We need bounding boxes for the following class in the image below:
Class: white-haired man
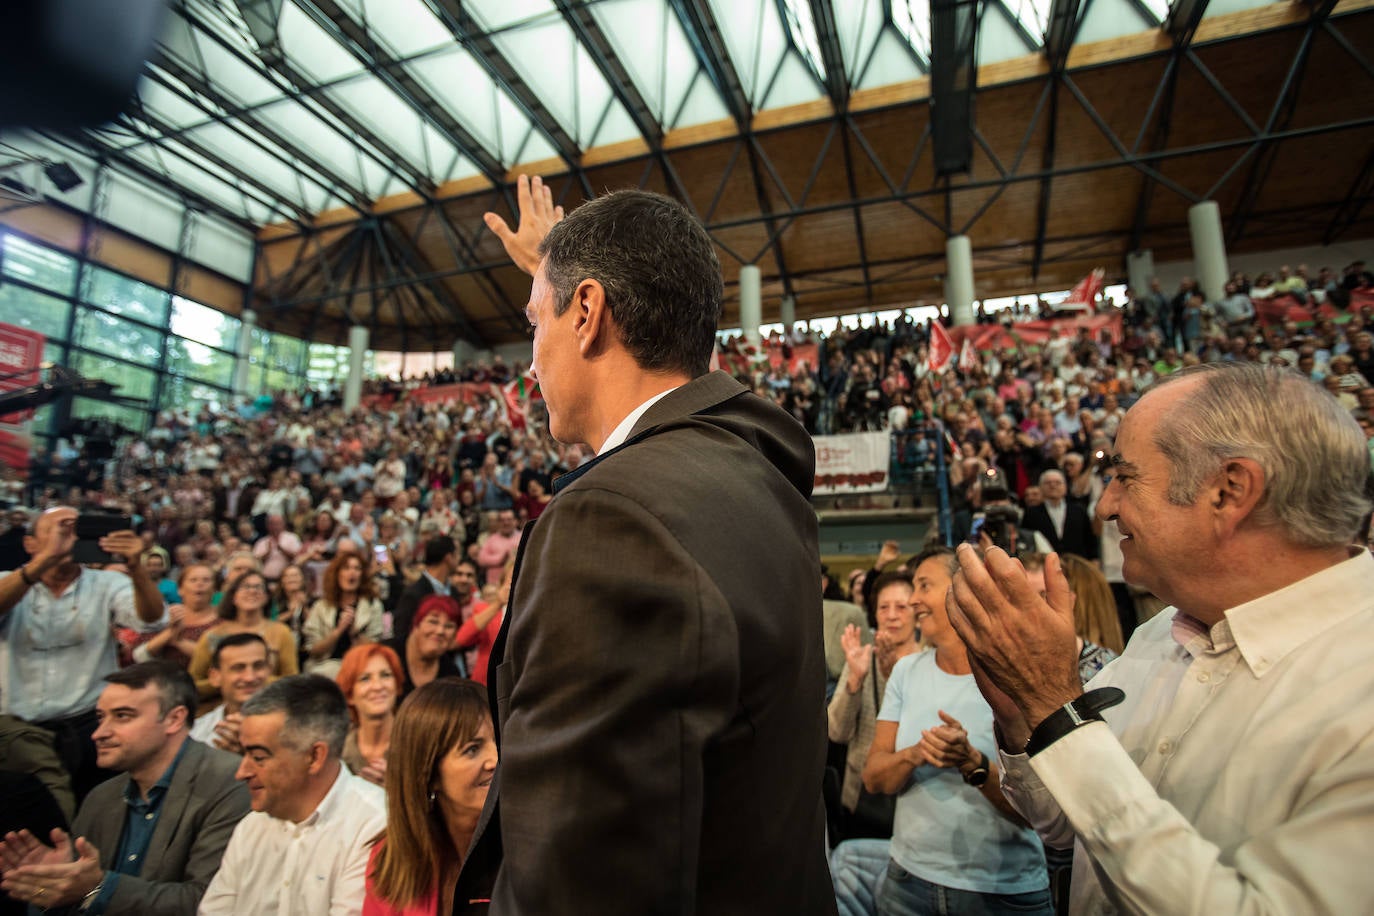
[951,363,1374,913]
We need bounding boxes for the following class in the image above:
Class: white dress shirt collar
[1225,548,1372,678]
[597,387,680,455]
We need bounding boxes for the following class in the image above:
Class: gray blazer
[69,738,249,916]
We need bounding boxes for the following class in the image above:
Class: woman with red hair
[337,643,404,787]
[385,594,462,698]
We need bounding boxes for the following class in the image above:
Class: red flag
[502,378,528,429]
[958,337,979,373]
[928,321,954,373]
[1061,268,1105,313]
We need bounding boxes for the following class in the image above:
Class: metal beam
[376,218,496,344]
[297,0,507,186]
[1323,144,1374,244]
[116,100,316,226]
[807,0,849,110]
[666,0,752,127]
[425,0,593,198]
[165,1,401,207]
[39,130,261,233]
[551,0,698,209]
[268,113,1374,304]
[1030,0,1082,278]
[1226,0,1339,244]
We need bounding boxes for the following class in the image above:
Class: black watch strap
[962,751,990,787]
[1024,687,1125,757]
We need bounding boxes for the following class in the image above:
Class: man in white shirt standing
[948,362,1374,913]
[198,675,385,916]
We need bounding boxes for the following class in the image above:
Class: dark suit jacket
[455,372,836,915]
[391,573,440,646]
[68,738,249,916]
[1021,501,1099,560]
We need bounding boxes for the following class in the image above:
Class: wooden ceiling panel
[1045,166,1145,238]
[753,122,854,209]
[858,200,948,263]
[775,211,864,273]
[1065,58,1174,163]
[1250,129,1374,215]
[963,178,1041,250]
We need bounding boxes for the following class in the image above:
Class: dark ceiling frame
[53,0,1374,346]
[1225,0,1341,244]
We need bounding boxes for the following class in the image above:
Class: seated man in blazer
[0,661,249,915]
[1020,468,1099,561]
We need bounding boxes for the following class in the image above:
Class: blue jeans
[831,839,890,916]
[877,859,1052,916]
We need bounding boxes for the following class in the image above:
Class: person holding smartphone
[0,506,166,803]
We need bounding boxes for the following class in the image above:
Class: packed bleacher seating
[1,252,1373,916]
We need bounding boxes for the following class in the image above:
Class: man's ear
[208,667,223,691]
[1212,457,1265,536]
[307,740,331,776]
[573,279,610,356]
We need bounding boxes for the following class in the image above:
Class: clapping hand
[946,544,1081,749]
[840,623,872,693]
[916,710,975,770]
[359,757,387,787]
[0,828,103,907]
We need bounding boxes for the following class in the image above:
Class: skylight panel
[278,1,363,82]
[1137,0,1172,22]
[779,0,829,84]
[891,0,932,63]
[1004,0,1055,42]
[350,0,452,59]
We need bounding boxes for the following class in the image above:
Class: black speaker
[930,0,979,177]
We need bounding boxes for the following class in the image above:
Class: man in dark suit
[0,662,249,915]
[1020,468,1099,560]
[456,178,835,914]
[392,534,458,645]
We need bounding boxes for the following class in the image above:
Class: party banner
[0,323,46,472]
[813,430,890,495]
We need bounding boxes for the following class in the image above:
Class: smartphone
[373,543,390,565]
[73,512,132,565]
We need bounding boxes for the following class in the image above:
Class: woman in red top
[363,679,497,916]
[453,561,509,685]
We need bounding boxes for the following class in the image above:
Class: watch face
[966,768,990,787]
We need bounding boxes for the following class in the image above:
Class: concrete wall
[1149,237,1374,293]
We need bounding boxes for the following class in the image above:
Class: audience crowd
[0,252,1372,915]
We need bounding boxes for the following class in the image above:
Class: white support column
[234,309,256,395]
[1188,201,1229,303]
[779,294,796,332]
[344,325,369,411]
[1126,250,1154,298]
[738,264,762,348]
[452,338,476,371]
[946,235,975,327]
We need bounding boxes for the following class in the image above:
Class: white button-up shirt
[198,765,386,916]
[999,550,1374,914]
[1,568,162,720]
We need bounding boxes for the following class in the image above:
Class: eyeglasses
[237,582,267,592]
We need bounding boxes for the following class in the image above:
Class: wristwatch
[1024,687,1126,757]
[961,750,990,787]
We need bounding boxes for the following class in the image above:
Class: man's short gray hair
[1149,363,1371,548]
[240,674,349,759]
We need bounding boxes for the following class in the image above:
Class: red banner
[0,323,46,471]
[928,321,955,372]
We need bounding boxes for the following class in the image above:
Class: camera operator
[0,507,166,803]
[952,471,1052,558]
